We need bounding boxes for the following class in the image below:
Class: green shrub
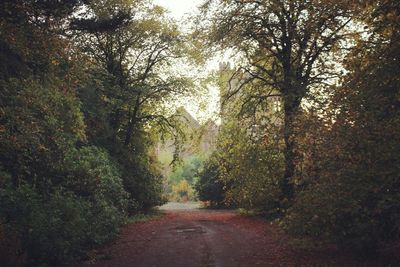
[0,78,86,193]
[284,49,400,251]
[64,146,130,212]
[0,183,126,266]
[284,168,400,252]
[114,140,165,212]
[195,155,225,207]
[205,118,284,211]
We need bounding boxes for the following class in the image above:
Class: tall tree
[76,1,190,147]
[284,0,400,251]
[200,0,353,202]
[72,0,194,210]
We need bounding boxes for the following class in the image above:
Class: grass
[237,208,283,224]
[125,209,163,225]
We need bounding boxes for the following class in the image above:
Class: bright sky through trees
[153,0,203,20]
[154,0,220,123]
[2,1,399,265]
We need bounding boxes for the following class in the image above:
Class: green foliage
[195,69,285,211]
[2,0,399,264]
[75,1,192,212]
[113,130,166,212]
[216,118,284,210]
[77,67,117,147]
[0,78,86,192]
[64,146,130,211]
[199,0,353,201]
[0,115,129,265]
[195,155,225,207]
[0,91,129,264]
[0,0,193,265]
[0,184,124,266]
[125,209,162,225]
[194,1,400,257]
[284,104,400,251]
[283,1,400,252]
[169,155,205,185]
[167,155,205,201]
[122,161,165,212]
[171,179,195,202]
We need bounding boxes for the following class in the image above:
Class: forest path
[79,202,369,267]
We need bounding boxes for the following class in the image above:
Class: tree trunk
[111,108,121,143]
[281,93,300,203]
[124,94,141,146]
[124,118,136,146]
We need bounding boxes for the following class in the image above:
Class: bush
[283,40,400,251]
[64,146,130,212]
[114,136,165,212]
[0,182,126,266]
[206,118,283,211]
[283,116,400,251]
[195,156,225,207]
[0,78,86,193]
[122,165,164,212]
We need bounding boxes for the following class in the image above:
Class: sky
[153,0,203,20]
[153,0,222,123]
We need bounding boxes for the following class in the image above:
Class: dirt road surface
[79,202,380,267]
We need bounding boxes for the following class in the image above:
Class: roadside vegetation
[0,0,196,265]
[0,0,399,265]
[195,0,400,258]
[125,209,163,225]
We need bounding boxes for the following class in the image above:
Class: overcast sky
[153,0,203,20]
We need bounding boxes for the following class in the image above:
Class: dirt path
[79,203,378,267]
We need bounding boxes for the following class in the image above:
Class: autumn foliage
[0,0,399,265]
[196,0,400,256]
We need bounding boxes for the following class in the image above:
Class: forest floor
[78,202,396,267]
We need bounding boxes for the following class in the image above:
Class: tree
[195,65,284,210]
[70,0,198,211]
[284,0,400,253]
[172,179,193,201]
[195,155,225,207]
[200,0,353,202]
[0,0,166,263]
[76,1,190,147]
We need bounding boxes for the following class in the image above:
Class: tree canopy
[198,0,354,201]
[1,0,400,264]
[195,0,400,257]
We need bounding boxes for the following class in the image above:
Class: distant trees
[168,155,205,202]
